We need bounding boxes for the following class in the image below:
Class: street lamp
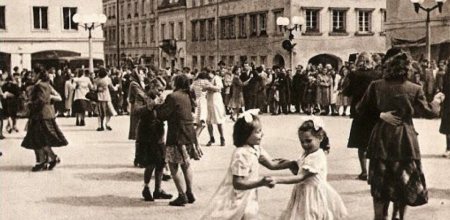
[73,13,107,73]
[410,0,447,63]
[276,16,305,70]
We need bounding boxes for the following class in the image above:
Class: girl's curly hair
[382,49,410,82]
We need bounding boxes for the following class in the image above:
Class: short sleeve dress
[279,149,347,220]
[206,75,226,125]
[200,145,266,220]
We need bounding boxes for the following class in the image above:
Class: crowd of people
[0,46,449,219]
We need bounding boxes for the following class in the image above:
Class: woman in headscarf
[157,74,202,206]
[21,67,68,171]
[128,66,148,167]
[357,48,444,220]
[343,52,383,181]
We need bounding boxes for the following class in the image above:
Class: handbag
[85,91,98,101]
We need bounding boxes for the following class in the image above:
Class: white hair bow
[300,116,325,131]
[239,109,260,123]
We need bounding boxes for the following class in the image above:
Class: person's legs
[358,149,368,180]
[142,165,156,201]
[397,202,407,220]
[97,116,104,131]
[168,162,188,206]
[373,199,389,220]
[218,124,225,146]
[195,121,206,137]
[206,124,215,146]
[181,163,195,203]
[105,116,111,130]
[134,143,140,167]
[80,113,86,126]
[446,134,450,151]
[0,112,4,138]
[11,117,18,132]
[32,148,48,171]
[153,164,173,199]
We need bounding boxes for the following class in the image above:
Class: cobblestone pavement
[1,115,449,220]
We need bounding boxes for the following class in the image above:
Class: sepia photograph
[0,0,449,219]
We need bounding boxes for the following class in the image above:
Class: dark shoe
[206,137,215,147]
[48,156,61,170]
[331,112,339,116]
[162,174,172,181]
[76,120,80,126]
[220,137,225,147]
[142,186,154,201]
[97,127,104,131]
[7,128,12,134]
[105,126,112,131]
[169,194,188,206]
[0,135,5,140]
[153,189,173,200]
[80,120,85,126]
[31,162,48,172]
[186,192,196,204]
[12,127,19,133]
[357,173,368,181]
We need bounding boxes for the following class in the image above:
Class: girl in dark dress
[441,61,450,157]
[357,49,444,220]
[22,67,68,172]
[1,74,21,133]
[137,77,173,201]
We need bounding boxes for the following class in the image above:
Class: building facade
[0,0,104,72]
[385,0,450,62]
[186,0,387,70]
[103,0,159,68]
[103,0,386,70]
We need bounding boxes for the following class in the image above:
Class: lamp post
[276,16,305,70]
[72,13,107,73]
[410,0,447,63]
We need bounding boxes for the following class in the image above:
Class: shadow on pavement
[0,165,31,172]
[340,189,371,196]
[63,164,136,170]
[327,173,357,181]
[44,195,166,207]
[429,188,450,200]
[74,171,143,181]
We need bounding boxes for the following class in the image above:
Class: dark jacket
[157,90,197,146]
[135,94,165,143]
[357,79,440,160]
[29,82,57,120]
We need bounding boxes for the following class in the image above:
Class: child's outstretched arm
[258,148,298,171]
[233,175,274,190]
[273,169,316,185]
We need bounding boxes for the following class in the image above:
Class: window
[150,0,154,11]
[273,10,283,33]
[63,7,78,30]
[142,0,146,15]
[331,10,346,33]
[33,7,48,29]
[127,2,131,18]
[142,24,147,43]
[191,21,198,41]
[111,27,116,42]
[251,56,257,64]
[259,13,267,35]
[260,56,267,66]
[238,15,246,37]
[200,0,204,6]
[135,26,139,44]
[134,1,139,17]
[201,56,206,69]
[228,17,235,38]
[200,20,206,41]
[179,22,184,40]
[358,10,372,33]
[381,9,386,34]
[161,23,165,40]
[150,24,154,42]
[250,14,257,36]
[127,26,132,44]
[228,56,234,65]
[220,18,227,39]
[209,56,215,67]
[121,26,125,44]
[180,58,185,68]
[112,5,115,18]
[104,29,108,43]
[170,22,175,39]
[192,56,198,68]
[305,9,320,33]
[193,0,196,7]
[120,4,124,19]
[208,19,214,40]
[221,56,226,63]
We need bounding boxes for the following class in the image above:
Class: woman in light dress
[206,69,226,146]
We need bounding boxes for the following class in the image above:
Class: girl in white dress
[274,117,347,220]
[200,110,297,220]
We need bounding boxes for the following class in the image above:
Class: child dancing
[274,117,347,220]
